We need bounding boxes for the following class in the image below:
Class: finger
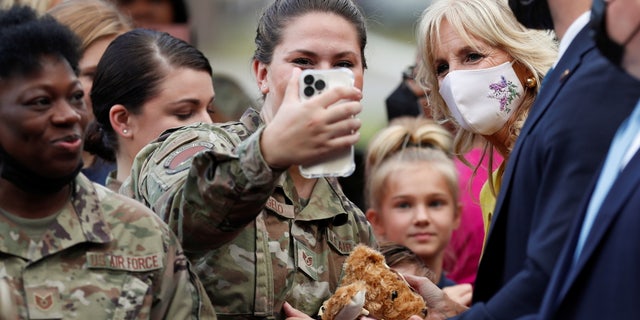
[325,117,362,141]
[282,68,303,105]
[323,100,363,124]
[404,274,429,289]
[403,274,440,298]
[324,130,361,151]
[309,85,362,109]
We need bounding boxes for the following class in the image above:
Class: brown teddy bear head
[320,245,428,320]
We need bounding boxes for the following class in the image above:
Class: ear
[109,104,132,138]
[252,59,269,95]
[365,208,386,238]
[452,202,463,230]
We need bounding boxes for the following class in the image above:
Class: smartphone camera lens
[314,79,326,91]
[303,74,315,85]
[304,86,315,97]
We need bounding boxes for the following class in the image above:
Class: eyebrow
[436,45,476,59]
[167,97,210,106]
[289,49,358,59]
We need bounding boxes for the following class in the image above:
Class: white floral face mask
[438,61,524,135]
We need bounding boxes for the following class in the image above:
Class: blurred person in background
[385,61,427,121]
[0,0,60,12]
[208,73,256,123]
[111,0,191,42]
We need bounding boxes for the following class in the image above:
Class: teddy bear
[318,244,428,320]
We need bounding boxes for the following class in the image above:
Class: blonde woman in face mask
[415,0,557,241]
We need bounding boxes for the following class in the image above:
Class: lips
[409,232,436,242]
[51,134,83,153]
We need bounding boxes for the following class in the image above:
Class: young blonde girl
[365,117,472,306]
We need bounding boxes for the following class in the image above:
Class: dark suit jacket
[455,26,640,319]
[533,146,640,319]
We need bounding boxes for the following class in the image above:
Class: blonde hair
[48,0,131,53]
[415,0,556,194]
[365,117,458,211]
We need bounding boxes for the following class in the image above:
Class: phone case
[298,68,356,178]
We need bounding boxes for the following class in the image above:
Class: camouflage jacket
[121,109,377,319]
[0,174,216,319]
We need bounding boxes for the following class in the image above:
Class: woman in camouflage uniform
[84,27,214,191]
[0,6,214,319]
[89,0,376,318]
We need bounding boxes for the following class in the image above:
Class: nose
[196,107,213,124]
[414,205,431,225]
[316,62,333,70]
[51,100,83,126]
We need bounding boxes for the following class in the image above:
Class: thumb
[282,301,310,318]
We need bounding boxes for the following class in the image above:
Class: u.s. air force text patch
[86,252,164,272]
[163,141,214,175]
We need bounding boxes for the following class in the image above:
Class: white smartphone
[298,68,356,179]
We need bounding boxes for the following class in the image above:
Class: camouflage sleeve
[179,126,285,251]
[127,123,283,252]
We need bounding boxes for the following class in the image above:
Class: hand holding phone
[298,68,356,178]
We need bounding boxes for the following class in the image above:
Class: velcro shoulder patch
[162,141,214,175]
[153,130,200,164]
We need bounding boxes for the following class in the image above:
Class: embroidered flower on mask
[488,75,521,114]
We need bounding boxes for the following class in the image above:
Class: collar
[276,175,349,223]
[556,11,591,67]
[0,174,112,261]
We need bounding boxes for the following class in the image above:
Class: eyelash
[292,58,313,67]
[429,200,445,208]
[69,91,85,109]
[292,58,355,69]
[176,112,194,120]
[335,61,354,68]
[26,90,84,109]
[436,63,448,76]
[466,52,484,62]
[28,97,51,108]
[435,52,485,76]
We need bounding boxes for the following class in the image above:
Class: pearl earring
[123,129,129,134]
